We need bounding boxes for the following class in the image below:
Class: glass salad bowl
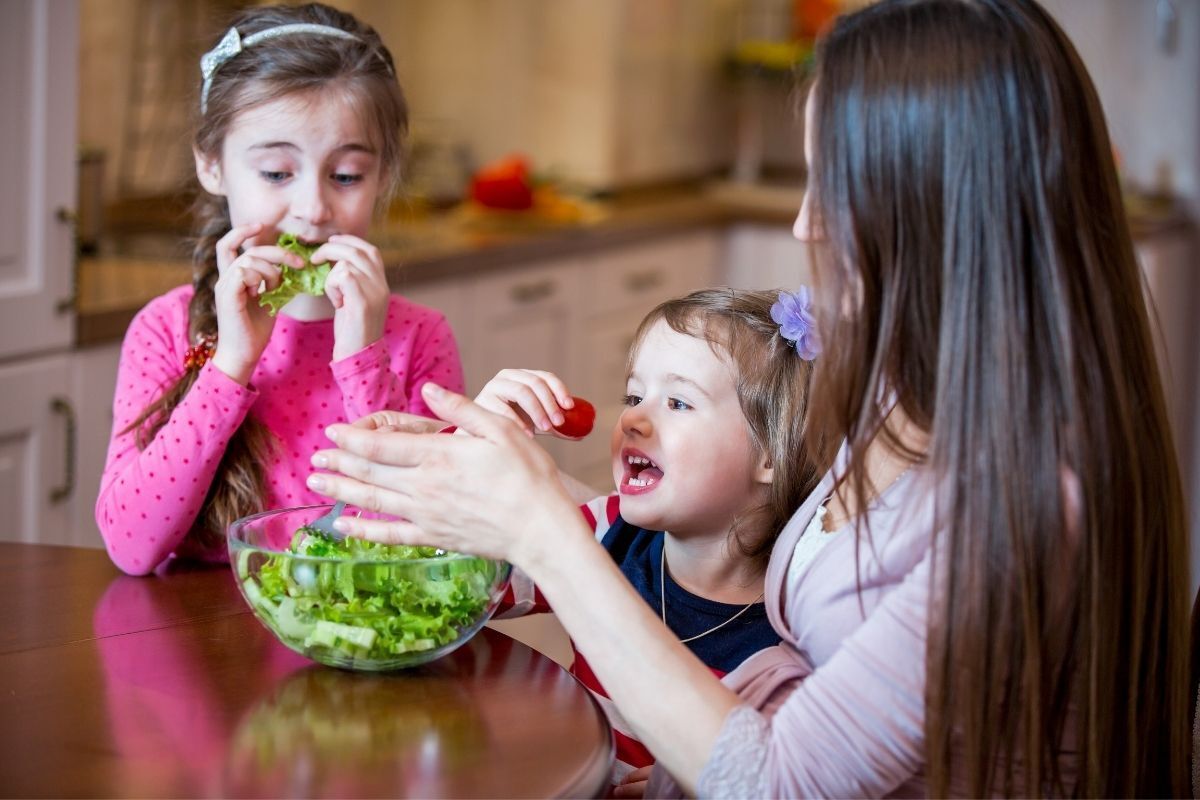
[228,505,511,671]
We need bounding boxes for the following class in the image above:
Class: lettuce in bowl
[229,505,511,671]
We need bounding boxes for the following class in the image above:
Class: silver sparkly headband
[200,24,368,114]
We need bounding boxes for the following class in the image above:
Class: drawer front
[473,258,580,320]
[586,233,719,319]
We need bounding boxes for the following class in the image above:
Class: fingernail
[325,425,340,443]
[307,474,326,491]
[333,518,350,532]
[422,382,444,399]
[312,453,329,468]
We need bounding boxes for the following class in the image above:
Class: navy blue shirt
[601,515,780,674]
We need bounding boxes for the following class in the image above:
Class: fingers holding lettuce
[211,223,305,385]
[256,233,390,361]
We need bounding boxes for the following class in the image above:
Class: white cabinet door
[462,257,583,465]
[0,0,78,359]
[723,222,812,290]
[0,355,74,544]
[583,231,721,317]
[462,258,582,389]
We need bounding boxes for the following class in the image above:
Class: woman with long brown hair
[310,0,1190,794]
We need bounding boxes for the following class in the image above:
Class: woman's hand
[474,368,577,437]
[308,382,583,564]
[349,409,447,435]
[211,222,301,385]
[312,234,389,361]
[612,765,653,799]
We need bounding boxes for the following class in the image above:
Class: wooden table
[0,543,613,798]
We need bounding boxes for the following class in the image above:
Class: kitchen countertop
[75,180,1194,347]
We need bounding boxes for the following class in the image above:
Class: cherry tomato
[553,397,595,438]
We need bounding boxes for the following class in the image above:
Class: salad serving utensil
[308,500,347,540]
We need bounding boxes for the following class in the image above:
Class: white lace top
[785,500,839,598]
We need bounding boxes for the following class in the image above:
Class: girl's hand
[312,234,389,361]
[211,222,303,385]
[308,382,583,565]
[474,369,580,438]
[612,765,653,799]
[350,409,447,435]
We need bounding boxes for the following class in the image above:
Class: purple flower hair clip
[770,286,821,360]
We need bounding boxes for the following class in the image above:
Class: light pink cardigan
[649,449,1080,797]
[649,449,937,797]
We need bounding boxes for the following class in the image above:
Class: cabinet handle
[54,207,78,314]
[49,397,76,504]
[624,270,664,293]
[510,279,556,304]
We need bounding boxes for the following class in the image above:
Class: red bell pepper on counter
[470,154,534,210]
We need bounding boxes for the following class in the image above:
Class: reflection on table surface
[0,544,612,798]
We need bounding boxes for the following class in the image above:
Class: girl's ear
[753,452,774,486]
[194,148,225,195]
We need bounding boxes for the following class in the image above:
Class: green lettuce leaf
[258,233,331,316]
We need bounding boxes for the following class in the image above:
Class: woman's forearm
[519,511,741,793]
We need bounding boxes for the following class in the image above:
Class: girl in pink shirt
[96,3,463,576]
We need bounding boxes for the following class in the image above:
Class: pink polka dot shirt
[96,285,465,575]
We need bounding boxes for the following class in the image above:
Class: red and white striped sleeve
[492,494,620,618]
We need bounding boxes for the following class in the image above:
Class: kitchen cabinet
[0,0,84,546]
[723,221,812,291]
[0,356,74,544]
[458,257,585,468]
[0,0,78,361]
[0,344,118,549]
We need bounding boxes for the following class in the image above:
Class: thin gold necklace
[660,546,764,644]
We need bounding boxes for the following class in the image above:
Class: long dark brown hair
[122,3,408,548]
[805,0,1188,795]
[630,288,823,564]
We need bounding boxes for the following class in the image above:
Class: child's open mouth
[620,450,664,495]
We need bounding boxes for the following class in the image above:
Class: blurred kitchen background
[2,0,1198,602]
